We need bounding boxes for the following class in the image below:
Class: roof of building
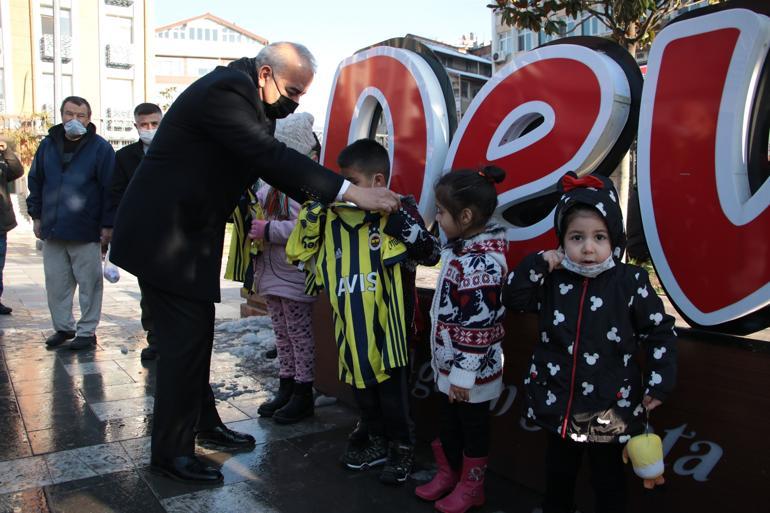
[156,12,269,45]
[445,67,491,81]
[406,34,492,65]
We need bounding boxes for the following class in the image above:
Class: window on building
[41,9,72,38]
[39,73,73,114]
[106,16,132,45]
[499,30,513,54]
[517,30,533,52]
[583,16,604,36]
[212,29,218,41]
[461,81,469,98]
[105,78,134,131]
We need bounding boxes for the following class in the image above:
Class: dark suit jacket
[109,140,144,218]
[110,65,343,302]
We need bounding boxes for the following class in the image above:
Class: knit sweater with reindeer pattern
[429,224,508,403]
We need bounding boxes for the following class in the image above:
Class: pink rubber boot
[434,454,487,513]
[415,439,459,501]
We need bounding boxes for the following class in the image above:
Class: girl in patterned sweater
[415,166,507,513]
[502,172,677,513]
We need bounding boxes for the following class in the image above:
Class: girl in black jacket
[503,172,677,513]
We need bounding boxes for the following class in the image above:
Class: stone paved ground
[0,206,542,513]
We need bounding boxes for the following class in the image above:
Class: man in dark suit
[110,42,400,484]
[109,103,163,361]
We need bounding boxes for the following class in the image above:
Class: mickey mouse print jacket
[503,173,677,443]
[504,255,677,442]
[429,224,508,403]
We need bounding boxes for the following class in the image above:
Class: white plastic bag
[103,245,120,283]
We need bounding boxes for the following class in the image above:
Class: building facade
[407,34,493,120]
[153,13,267,106]
[489,1,710,71]
[0,0,154,146]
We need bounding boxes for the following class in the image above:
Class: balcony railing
[40,34,72,63]
[105,108,133,133]
[105,44,134,69]
[104,0,134,6]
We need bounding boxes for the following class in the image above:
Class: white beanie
[274,112,317,156]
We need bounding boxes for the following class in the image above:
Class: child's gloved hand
[542,248,565,272]
[249,219,268,240]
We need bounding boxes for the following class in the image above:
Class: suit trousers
[140,281,223,460]
[42,240,103,336]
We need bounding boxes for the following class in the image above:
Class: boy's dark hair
[337,139,390,181]
[434,165,505,229]
[134,103,162,118]
[60,96,91,116]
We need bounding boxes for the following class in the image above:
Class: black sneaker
[0,303,12,315]
[379,442,414,485]
[45,331,76,347]
[70,335,97,350]
[340,435,388,470]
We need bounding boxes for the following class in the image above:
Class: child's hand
[448,385,470,403]
[542,248,564,272]
[248,219,267,240]
[643,395,662,411]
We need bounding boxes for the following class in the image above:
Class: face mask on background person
[263,74,299,120]
[139,129,157,146]
[63,119,87,138]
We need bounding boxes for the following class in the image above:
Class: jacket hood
[554,172,626,260]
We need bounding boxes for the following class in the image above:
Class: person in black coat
[108,102,163,361]
[109,42,400,484]
[0,138,24,314]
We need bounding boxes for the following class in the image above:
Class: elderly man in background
[110,42,400,484]
[27,96,115,351]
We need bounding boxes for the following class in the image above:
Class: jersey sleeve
[382,232,409,267]
[286,201,325,268]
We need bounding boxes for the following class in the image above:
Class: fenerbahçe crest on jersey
[286,202,409,389]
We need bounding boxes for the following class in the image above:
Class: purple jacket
[253,184,316,303]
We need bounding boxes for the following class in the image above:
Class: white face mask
[561,253,615,278]
[63,119,87,138]
[138,129,157,146]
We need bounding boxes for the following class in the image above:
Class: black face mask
[263,74,299,119]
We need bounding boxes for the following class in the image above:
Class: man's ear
[256,65,272,88]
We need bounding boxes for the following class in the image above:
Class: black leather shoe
[196,425,256,449]
[45,331,76,347]
[150,455,223,484]
[70,335,96,350]
[0,303,12,315]
[140,345,158,360]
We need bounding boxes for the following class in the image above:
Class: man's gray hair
[255,42,317,74]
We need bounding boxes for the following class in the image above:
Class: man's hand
[101,228,113,246]
[33,220,41,239]
[342,184,400,213]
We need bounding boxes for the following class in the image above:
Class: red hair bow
[562,174,604,192]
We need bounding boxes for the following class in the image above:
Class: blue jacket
[27,123,115,242]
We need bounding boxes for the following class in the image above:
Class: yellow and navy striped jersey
[287,202,410,389]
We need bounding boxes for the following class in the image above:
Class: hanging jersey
[287,202,410,389]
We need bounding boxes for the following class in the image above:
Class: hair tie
[478,170,496,184]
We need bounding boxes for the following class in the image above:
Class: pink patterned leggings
[266,296,315,383]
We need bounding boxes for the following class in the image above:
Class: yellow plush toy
[622,433,665,489]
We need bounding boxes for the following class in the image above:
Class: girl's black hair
[434,165,506,229]
[559,204,609,245]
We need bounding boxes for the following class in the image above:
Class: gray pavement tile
[215,399,249,424]
[43,449,99,484]
[28,421,106,455]
[161,480,277,513]
[0,414,32,460]
[0,455,51,494]
[89,395,154,421]
[79,381,153,403]
[100,415,154,443]
[71,443,135,474]
[62,360,124,377]
[12,369,136,396]
[44,470,165,513]
[0,487,51,513]
[119,436,151,468]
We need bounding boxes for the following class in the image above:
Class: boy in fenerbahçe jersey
[286,139,440,484]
